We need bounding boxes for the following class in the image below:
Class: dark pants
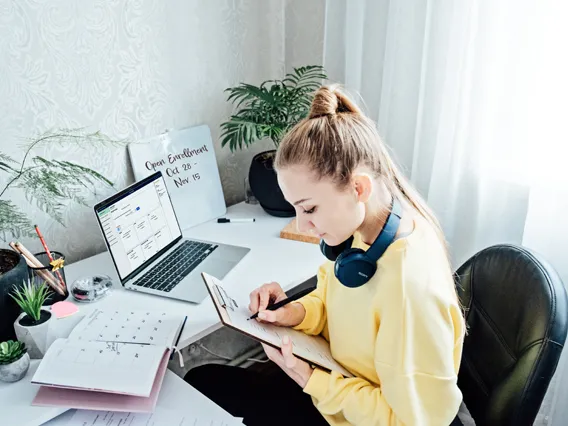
[184,362,328,426]
[184,362,464,426]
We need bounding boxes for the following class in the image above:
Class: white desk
[2,201,323,425]
[63,201,321,349]
[0,361,67,426]
[1,361,240,426]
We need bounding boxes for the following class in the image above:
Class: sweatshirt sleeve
[292,261,329,337]
[302,280,464,426]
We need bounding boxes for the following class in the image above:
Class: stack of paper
[64,407,243,426]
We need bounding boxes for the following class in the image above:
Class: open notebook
[201,272,353,378]
[31,309,186,411]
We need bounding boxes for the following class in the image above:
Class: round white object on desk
[70,274,113,303]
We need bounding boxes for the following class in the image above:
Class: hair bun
[309,85,362,119]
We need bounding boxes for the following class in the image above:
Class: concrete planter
[0,352,30,383]
[14,309,52,359]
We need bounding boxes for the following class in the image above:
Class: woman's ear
[352,173,373,203]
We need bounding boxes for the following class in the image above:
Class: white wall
[0,0,325,264]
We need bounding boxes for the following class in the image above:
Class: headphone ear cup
[334,248,377,288]
[320,236,354,261]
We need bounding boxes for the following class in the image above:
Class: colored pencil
[34,225,66,290]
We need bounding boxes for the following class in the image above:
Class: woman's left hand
[262,336,313,388]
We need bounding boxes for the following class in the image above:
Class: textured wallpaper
[0,0,325,264]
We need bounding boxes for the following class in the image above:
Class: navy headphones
[319,197,402,288]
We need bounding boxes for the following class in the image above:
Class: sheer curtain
[323,0,568,422]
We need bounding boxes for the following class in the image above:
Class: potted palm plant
[11,279,52,359]
[220,65,327,217]
[0,340,29,383]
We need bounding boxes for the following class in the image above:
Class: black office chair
[454,244,568,426]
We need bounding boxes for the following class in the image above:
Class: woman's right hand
[248,282,306,327]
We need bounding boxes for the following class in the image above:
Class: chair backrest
[455,244,568,426]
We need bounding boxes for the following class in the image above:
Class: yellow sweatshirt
[293,215,466,426]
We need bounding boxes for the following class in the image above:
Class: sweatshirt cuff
[303,367,330,401]
[292,299,320,332]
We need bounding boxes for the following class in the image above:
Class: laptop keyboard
[134,240,218,293]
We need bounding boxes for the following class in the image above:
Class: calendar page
[31,339,168,397]
[68,309,186,348]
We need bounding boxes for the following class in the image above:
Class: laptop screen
[95,172,182,281]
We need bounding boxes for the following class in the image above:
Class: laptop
[93,171,250,303]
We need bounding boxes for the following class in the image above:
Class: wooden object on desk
[279,218,320,244]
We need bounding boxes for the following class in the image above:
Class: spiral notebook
[31,309,186,411]
[201,272,353,378]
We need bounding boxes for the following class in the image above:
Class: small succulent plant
[10,279,50,322]
[0,340,27,365]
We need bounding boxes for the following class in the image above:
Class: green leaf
[11,157,114,225]
[0,153,17,164]
[10,279,50,321]
[18,127,126,151]
[0,161,18,173]
[0,200,35,240]
[0,128,120,241]
[282,65,327,88]
[0,340,27,364]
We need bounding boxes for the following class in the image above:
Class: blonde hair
[275,84,450,261]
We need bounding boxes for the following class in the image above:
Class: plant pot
[248,150,295,217]
[28,251,69,306]
[0,250,29,343]
[14,309,52,359]
[0,352,30,383]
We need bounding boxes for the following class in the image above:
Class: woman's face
[277,164,367,247]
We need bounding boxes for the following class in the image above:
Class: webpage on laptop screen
[97,177,182,279]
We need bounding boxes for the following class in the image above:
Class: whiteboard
[127,125,226,231]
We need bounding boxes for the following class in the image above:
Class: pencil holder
[27,251,69,305]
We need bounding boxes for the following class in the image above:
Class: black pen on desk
[217,217,255,223]
[248,286,315,320]
[170,315,187,360]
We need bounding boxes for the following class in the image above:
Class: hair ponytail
[380,152,451,260]
[309,84,362,118]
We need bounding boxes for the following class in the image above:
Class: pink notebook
[31,350,169,413]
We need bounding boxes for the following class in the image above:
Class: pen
[248,286,316,320]
[217,218,255,223]
[170,315,188,360]
[34,224,66,290]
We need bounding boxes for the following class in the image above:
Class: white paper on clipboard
[201,272,354,378]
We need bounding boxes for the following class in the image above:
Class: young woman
[185,85,466,426]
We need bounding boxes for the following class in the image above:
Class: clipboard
[201,272,354,378]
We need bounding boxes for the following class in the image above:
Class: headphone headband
[364,198,402,261]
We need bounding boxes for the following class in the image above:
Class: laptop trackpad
[200,258,237,281]
[170,259,234,303]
